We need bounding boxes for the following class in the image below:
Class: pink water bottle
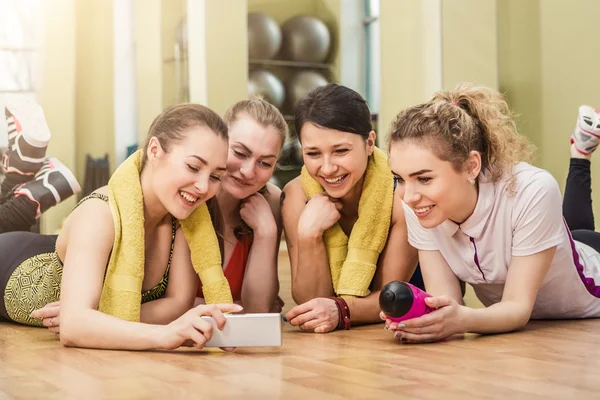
[379,281,433,322]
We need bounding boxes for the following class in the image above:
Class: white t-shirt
[404,162,600,319]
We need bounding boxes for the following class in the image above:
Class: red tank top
[196,236,251,301]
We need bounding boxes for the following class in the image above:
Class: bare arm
[58,201,228,351]
[282,178,334,304]
[59,200,166,350]
[418,249,465,305]
[139,227,199,324]
[393,247,556,342]
[240,184,282,312]
[463,247,556,334]
[346,196,419,324]
[461,173,561,333]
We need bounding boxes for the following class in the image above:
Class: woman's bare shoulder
[93,186,109,196]
[282,176,305,201]
[391,192,408,226]
[56,186,114,257]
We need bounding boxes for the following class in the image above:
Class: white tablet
[202,313,282,347]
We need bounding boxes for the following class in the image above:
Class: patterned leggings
[0,231,59,323]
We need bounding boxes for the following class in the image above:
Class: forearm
[60,308,165,350]
[140,297,191,325]
[293,232,335,303]
[345,290,384,325]
[463,300,531,334]
[241,234,279,313]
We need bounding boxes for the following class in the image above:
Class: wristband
[329,296,351,330]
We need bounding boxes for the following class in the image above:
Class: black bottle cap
[379,281,414,318]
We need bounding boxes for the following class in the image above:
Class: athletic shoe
[571,105,600,155]
[3,99,51,176]
[14,157,81,217]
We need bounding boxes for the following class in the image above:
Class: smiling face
[221,114,283,199]
[148,126,228,220]
[301,122,375,200]
[389,139,479,228]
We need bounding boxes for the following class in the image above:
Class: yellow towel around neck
[300,147,394,297]
[98,150,232,321]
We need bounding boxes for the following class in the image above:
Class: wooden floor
[1,251,600,399]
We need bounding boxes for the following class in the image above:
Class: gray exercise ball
[286,71,329,107]
[248,70,286,108]
[280,15,331,63]
[248,13,282,60]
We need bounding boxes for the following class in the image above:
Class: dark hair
[388,83,535,190]
[141,103,229,259]
[294,83,372,141]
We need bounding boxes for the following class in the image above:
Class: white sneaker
[571,105,600,155]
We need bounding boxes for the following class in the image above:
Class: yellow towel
[99,150,232,321]
[301,147,394,297]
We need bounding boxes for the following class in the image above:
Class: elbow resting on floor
[291,288,309,305]
[58,316,83,348]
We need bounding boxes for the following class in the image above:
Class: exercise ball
[248,13,282,59]
[280,15,331,63]
[286,71,328,107]
[248,70,286,109]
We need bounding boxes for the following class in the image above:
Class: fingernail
[384,325,388,331]
[401,338,407,343]
[398,323,406,328]
[394,332,400,338]
[282,316,287,322]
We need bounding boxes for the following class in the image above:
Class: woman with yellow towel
[1,103,240,350]
[281,84,420,333]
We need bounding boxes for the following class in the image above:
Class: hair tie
[450,101,459,107]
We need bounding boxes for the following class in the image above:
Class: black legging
[0,174,37,233]
[563,158,600,252]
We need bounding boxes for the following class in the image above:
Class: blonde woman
[195,98,288,313]
[386,84,600,343]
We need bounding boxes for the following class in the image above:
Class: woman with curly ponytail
[384,83,600,343]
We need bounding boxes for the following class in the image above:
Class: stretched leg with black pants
[0,174,37,234]
[563,158,600,252]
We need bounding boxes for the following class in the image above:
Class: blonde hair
[223,96,288,240]
[388,83,535,187]
[141,103,228,167]
[224,96,288,149]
